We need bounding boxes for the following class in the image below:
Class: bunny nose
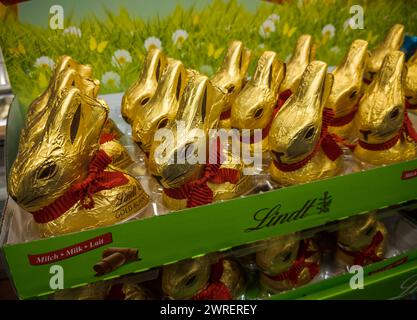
[360,129,372,141]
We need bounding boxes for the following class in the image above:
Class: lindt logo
[244,192,332,232]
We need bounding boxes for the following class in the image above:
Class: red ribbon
[273,108,343,172]
[32,150,128,223]
[339,231,384,266]
[163,140,240,208]
[277,89,292,110]
[406,99,417,110]
[358,111,417,151]
[220,109,231,120]
[192,260,232,300]
[99,133,116,144]
[330,104,359,127]
[265,240,320,285]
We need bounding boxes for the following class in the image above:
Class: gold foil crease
[405,50,417,108]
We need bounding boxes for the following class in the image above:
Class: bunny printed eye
[254,108,264,119]
[365,225,374,236]
[184,274,197,287]
[282,250,292,262]
[304,127,315,140]
[226,85,235,94]
[389,107,400,120]
[140,97,150,106]
[157,117,168,129]
[37,163,58,180]
[71,80,76,86]
[349,90,357,99]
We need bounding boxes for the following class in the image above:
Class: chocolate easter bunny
[162,256,244,300]
[211,40,251,129]
[269,61,344,186]
[405,50,417,111]
[256,234,320,293]
[278,34,315,108]
[9,88,149,237]
[231,51,285,153]
[335,213,387,267]
[326,39,369,142]
[149,74,251,210]
[131,59,188,156]
[122,48,167,124]
[364,24,404,84]
[354,51,417,165]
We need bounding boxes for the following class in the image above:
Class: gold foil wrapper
[326,39,368,141]
[336,213,387,266]
[405,50,417,109]
[364,24,404,84]
[53,282,109,300]
[269,61,342,186]
[354,51,417,165]
[121,283,156,300]
[99,139,134,170]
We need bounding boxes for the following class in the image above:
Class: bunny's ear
[321,73,334,108]
[381,24,404,50]
[157,59,187,103]
[409,50,417,65]
[377,51,405,92]
[221,41,251,77]
[290,34,314,66]
[142,48,167,83]
[253,51,285,93]
[338,39,369,76]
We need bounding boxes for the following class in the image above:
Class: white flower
[330,46,340,54]
[34,56,55,70]
[172,29,189,47]
[199,65,214,76]
[63,26,82,37]
[322,24,336,38]
[267,13,280,22]
[101,71,121,87]
[258,43,266,50]
[144,36,162,51]
[327,66,336,72]
[259,19,276,39]
[111,49,132,68]
[343,18,355,30]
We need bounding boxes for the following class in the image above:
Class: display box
[1,0,417,300]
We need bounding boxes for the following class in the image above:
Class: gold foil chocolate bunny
[122,48,167,124]
[9,88,149,237]
[364,24,404,84]
[405,50,417,111]
[231,51,286,153]
[335,213,387,266]
[326,39,369,142]
[131,58,188,156]
[162,256,245,300]
[278,34,315,108]
[256,234,320,293]
[211,40,251,128]
[149,74,251,210]
[354,51,417,166]
[269,61,344,186]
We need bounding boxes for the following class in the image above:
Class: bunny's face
[357,51,405,144]
[279,34,314,95]
[405,51,417,106]
[9,88,109,212]
[364,24,404,84]
[326,40,368,117]
[231,51,285,130]
[211,41,251,113]
[122,49,167,124]
[150,74,222,188]
[162,257,211,299]
[132,59,187,154]
[337,214,379,252]
[269,61,332,164]
[256,233,300,275]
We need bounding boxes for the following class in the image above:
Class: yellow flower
[207,43,224,59]
[282,22,297,37]
[89,36,108,53]
[193,15,199,26]
[9,41,25,56]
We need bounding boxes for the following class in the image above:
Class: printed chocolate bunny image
[122,48,167,124]
[326,39,369,142]
[256,233,320,293]
[211,40,251,129]
[149,73,251,210]
[162,256,244,300]
[335,213,386,267]
[9,88,149,237]
[364,24,404,85]
[269,61,344,186]
[231,51,285,153]
[278,34,315,108]
[405,50,417,111]
[131,58,188,156]
[354,51,417,165]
